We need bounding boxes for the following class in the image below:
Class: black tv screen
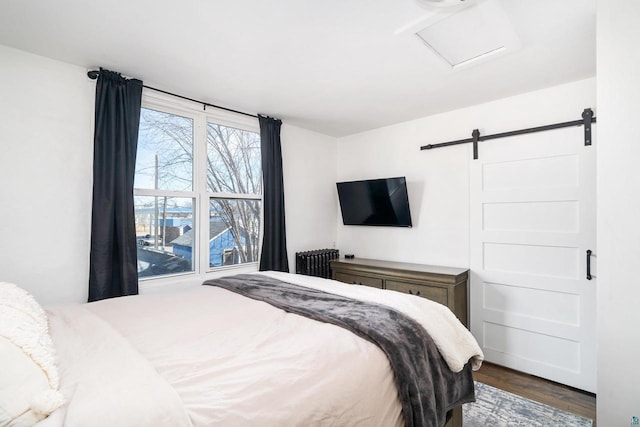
[336,177,412,227]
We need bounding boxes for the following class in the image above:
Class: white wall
[281,125,338,270]
[336,78,595,268]
[596,0,640,424]
[0,44,339,304]
[0,45,95,305]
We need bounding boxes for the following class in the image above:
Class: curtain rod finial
[87,70,100,80]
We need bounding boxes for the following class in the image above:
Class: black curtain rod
[87,70,258,119]
[420,108,596,159]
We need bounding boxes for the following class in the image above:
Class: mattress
[37,271,482,427]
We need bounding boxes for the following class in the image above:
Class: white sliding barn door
[470,125,596,393]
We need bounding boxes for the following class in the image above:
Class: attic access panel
[415,0,521,69]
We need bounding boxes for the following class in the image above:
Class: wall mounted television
[336,176,412,227]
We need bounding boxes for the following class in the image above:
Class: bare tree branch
[136,108,262,265]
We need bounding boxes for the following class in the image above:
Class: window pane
[209,198,261,268]
[135,196,194,278]
[135,108,193,191]
[207,123,261,194]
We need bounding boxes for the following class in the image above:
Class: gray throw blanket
[203,274,475,427]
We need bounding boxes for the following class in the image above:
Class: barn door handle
[586,250,592,280]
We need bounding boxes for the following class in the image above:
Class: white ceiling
[0,0,595,137]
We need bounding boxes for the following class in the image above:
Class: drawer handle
[408,289,421,297]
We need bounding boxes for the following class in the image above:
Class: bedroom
[0,0,637,426]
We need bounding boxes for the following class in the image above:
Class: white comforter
[39,272,482,427]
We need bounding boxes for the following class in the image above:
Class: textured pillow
[0,283,48,331]
[0,282,64,426]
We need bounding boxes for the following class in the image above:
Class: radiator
[295,249,340,279]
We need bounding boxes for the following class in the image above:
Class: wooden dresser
[330,258,469,328]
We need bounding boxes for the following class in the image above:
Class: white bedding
[39,272,482,427]
[260,271,483,372]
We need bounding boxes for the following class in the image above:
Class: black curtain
[258,115,289,272]
[88,69,143,302]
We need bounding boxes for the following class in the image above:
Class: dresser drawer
[334,272,384,289]
[330,258,468,327]
[385,280,448,305]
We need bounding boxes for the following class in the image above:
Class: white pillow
[0,283,48,332]
[0,283,64,426]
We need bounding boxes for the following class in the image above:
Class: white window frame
[136,90,263,290]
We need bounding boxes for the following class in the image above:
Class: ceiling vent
[415,0,521,70]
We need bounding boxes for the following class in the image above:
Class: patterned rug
[463,382,593,427]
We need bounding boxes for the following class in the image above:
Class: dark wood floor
[473,362,596,425]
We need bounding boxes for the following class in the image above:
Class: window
[134,97,261,279]
[207,123,261,268]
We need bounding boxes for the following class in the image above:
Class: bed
[1,271,483,427]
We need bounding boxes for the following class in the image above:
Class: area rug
[463,382,593,427]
